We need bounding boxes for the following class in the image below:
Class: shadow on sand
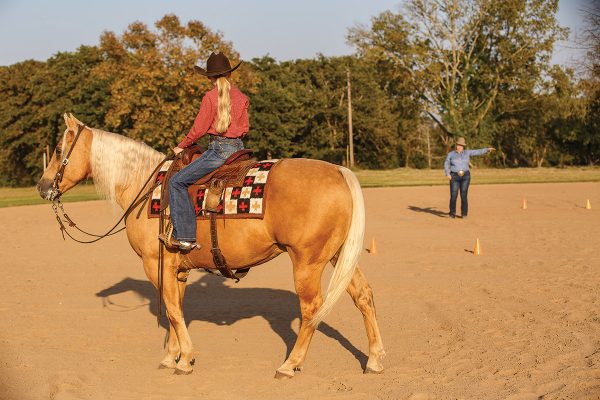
[407,205,449,218]
[96,273,367,368]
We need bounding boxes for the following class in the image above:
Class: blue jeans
[449,170,471,217]
[169,137,244,241]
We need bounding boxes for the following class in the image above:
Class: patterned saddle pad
[148,159,279,220]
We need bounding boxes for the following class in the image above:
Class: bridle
[48,123,173,244]
[47,123,86,202]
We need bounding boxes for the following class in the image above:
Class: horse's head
[37,113,93,201]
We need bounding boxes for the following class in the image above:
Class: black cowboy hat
[194,52,242,77]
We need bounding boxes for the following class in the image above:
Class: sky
[0,0,589,69]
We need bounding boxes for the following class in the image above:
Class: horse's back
[265,158,353,248]
[270,158,351,189]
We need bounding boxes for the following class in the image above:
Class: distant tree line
[1,0,599,186]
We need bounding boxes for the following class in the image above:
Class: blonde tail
[310,167,365,326]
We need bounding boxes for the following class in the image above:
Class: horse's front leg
[159,325,181,369]
[159,270,194,369]
[142,256,189,371]
[161,263,195,374]
[159,271,189,369]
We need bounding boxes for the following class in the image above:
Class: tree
[94,14,250,150]
[0,60,45,186]
[0,46,109,186]
[240,56,310,159]
[348,11,430,167]
[579,0,600,165]
[244,55,400,168]
[349,0,568,154]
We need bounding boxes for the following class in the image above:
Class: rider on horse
[161,52,250,251]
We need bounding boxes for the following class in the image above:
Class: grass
[0,184,100,208]
[1,167,599,208]
[355,166,600,187]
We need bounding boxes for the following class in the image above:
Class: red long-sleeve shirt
[178,85,250,148]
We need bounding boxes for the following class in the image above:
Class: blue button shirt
[444,148,489,176]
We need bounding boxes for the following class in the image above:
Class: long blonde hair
[215,76,231,133]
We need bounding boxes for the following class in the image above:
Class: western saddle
[159,145,257,281]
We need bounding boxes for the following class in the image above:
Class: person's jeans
[449,170,471,217]
[169,137,244,241]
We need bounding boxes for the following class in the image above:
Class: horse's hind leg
[346,265,385,373]
[275,252,326,379]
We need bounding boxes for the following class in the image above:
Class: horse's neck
[90,129,165,210]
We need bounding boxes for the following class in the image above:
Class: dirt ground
[1,182,599,400]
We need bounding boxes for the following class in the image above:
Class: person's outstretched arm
[467,147,495,156]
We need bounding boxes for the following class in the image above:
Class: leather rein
[50,123,173,244]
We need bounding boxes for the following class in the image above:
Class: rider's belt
[208,135,244,143]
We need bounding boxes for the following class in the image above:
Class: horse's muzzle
[37,179,61,201]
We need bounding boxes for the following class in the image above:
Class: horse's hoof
[174,367,193,375]
[364,366,384,374]
[158,360,176,370]
[274,370,294,379]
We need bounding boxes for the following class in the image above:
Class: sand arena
[1,182,598,399]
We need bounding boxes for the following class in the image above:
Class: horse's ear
[64,112,78,131]
[69,113,84,127]
[63,113,70,127]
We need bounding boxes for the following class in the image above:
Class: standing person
[444,137,495,219]
[161,52,249,250]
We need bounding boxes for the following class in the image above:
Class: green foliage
[0,60,45,186]
[94,14,245,150]
[0,9,598,186]
[0,47,109,186]
[348,0,594,168]
[243,55,400,168]
[578,0,600,165]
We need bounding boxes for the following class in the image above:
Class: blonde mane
[90,128,165,201]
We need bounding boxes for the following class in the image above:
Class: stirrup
[158,233,200,251]
[175,240,200,251]
[158,222,200,251]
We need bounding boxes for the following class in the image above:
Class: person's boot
[158,233,200,251]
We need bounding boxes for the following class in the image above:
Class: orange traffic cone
[521,198,527,210]
[367,238,377,254]
[474,238,481,255]
[585,199,592,210]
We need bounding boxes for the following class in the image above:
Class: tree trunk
[404,141,412,168]
[426,128,432,168]
[536,145,547,168]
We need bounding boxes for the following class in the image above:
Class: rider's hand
[173,147,184,155]
[447,175,452,180]
[488,147,496,152]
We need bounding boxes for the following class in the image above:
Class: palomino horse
[37,114,385,377]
